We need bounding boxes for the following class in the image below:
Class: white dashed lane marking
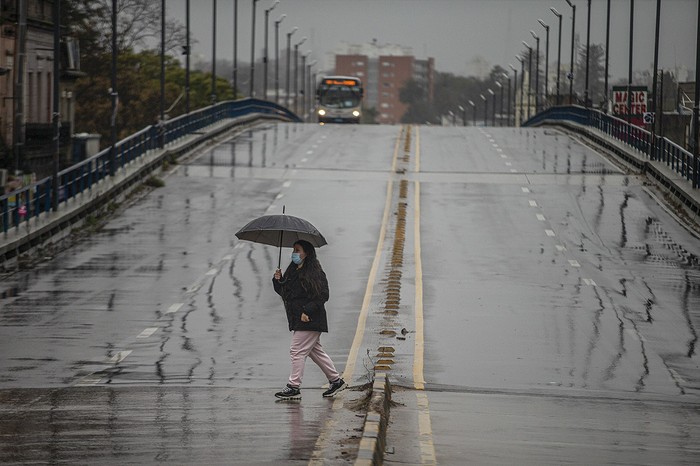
[107,350,132,365]
[529,200,538,207]
[137,327,159,339]
[545,229,556,237]
[568,260,581,267]
[536,214,546,221]
[166,303,184,314]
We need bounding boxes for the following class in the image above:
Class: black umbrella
[235,207,327,268]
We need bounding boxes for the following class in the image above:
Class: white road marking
[529,200,538,207]
[501,154,508,158]
[222,254,234,261]
[556,245,567,252]
[582,278,597,286]
[282,180,292,188]
[568,260,581,267]
[137,327,159,338]
[496,148,503,152]
[275,193,284,200]
[505,162,512,166]
[536,214,546,221]
[76,374,103,386]
[510,169,518,173]
[166,303,184,314]
[234,243,244,249]
[545,229,556,237]
[107,350,132,365]
[205,269,217,276]
[522,187,531,193]
[301,157,308,162]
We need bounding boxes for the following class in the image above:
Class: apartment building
[334,42,434,124]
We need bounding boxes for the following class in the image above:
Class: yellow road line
[413,126,436,465]
[342,129,401,382]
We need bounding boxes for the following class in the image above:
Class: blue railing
[524,105,698,189]
[1,98,300,236]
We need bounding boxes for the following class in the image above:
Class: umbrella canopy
[235,214,327,248]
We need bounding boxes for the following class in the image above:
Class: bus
[315,76,363,124]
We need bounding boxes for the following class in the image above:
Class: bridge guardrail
[1,99,299,236]
[524,105,698,190]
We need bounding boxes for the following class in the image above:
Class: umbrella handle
[277,205,286,270]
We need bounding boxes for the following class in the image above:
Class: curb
[355,373,391,466]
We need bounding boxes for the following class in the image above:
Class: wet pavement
[1,123,700,464]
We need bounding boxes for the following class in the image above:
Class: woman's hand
[274,268,282,280]
[300,313,311,323]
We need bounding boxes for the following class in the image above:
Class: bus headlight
[318,109,326,116]
[352,110,360,117]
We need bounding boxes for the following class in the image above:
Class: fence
[1,99,299,236]
[524,105,698,190]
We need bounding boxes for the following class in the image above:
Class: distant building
[0,0,82,179]
[333,42,434,124]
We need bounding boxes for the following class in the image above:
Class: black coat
[272,263,330,332]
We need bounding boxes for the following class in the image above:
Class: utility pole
[13,0,27,174]
[52,0,61,211]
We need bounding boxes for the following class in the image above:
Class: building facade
[334,42,434,125]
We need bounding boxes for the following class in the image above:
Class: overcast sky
[165,0,697,83]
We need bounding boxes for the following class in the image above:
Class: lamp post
[495,81,503,126]
[550,7,562,105]
[285,27,297,108]
[627,0,634,127]
[293,36,307,115]
[651,0,662,142]
[263,0,279,101]
[233,0,238,97]
[538,19,550,107]
[692,0,700,188]
[530,30,540,113]
[584,0,591,107]
[480,94,487,126]
[504,71,512,126]
[522,41,533,120]
[250,0,260,97]
[488,88,496,126]
[565,0,576,104]
[211,0,217,104]
[458,105,466,126]
[604,0,610,111]
[160,0,165,123]
[516,55,525,125]
[301,50,310,119]
[469,100,476,126]
[274,14,285,104]
[307,60,317,121]
[185,0,190,112]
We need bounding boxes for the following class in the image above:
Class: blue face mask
[291,252,302,265]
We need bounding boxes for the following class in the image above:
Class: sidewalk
[0,114,276,271]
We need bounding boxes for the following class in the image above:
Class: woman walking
[272,239,346,400]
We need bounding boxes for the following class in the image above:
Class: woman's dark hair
[288,239,325,297]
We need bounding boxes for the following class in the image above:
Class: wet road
[1,123,700,464]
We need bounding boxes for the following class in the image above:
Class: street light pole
[480,94,487,126]
[274,14,285,104]
[458,105,466,126]
[496,81,503,126]
[211,0,217,104]
[469,100,476,126]
[250,0,260,97]
[584,0,591,107]
[627,0,634,126]
[509,65,517,126]
[233,0,238,98]
[604,0,610,111]
[263,0,279,101]
[566,0,576,104]
[504,72,512,126]
[530,31,540,113]
[651,0,662,141]
[307,60,317,121]
[692,0,700,188]
[488,88,496,126]
[185,0,190,112]
[160,0,165,122]
[517,55,525,125]
[285,27,297,108]
[301,51,309,119]
[522,41,533,120]
[551,7,562,105]
[538,19,550,107]
[294,37,307,115]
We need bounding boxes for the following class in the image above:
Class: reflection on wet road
[1,123,699,464]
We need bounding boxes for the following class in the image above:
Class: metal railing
[1,98,300,236]
[524,105,698,189]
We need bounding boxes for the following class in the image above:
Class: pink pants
[288,330,340,388]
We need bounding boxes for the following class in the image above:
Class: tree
[574,43,605,106]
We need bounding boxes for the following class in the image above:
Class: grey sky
[166,0,697,83]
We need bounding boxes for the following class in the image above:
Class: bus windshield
[318,85,362,109]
